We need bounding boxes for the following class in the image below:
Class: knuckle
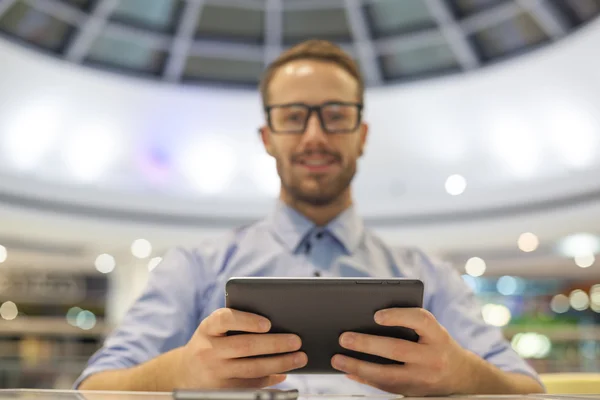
[419,308,435,323]
[214,308,234,327]
[233,336,253,356]
[389,346,404,363]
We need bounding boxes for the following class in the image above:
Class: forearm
[460,351,545,394]
[78,347,184,392]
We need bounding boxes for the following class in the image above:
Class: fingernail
[289,336,300,348]
[259,320,270,331]
[341,333,355,346]
[294,353,306,366]
[333,355,345,368]
[374,311,386,323]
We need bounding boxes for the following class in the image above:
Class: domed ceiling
[0,0,598,87]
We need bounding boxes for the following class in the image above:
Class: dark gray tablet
[225,277,424,374]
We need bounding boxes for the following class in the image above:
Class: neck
[280,189,353,226]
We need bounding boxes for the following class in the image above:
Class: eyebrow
[268,99,360,107]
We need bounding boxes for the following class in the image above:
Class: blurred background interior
[0,0,599,390]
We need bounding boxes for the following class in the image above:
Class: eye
[285,112,305,122]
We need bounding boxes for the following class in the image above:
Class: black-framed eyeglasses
[264,102,363,134]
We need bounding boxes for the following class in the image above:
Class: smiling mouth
[296,157,338,173]
[301,159,335,166]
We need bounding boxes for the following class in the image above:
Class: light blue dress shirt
[75,201,540,394]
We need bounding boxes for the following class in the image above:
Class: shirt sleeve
[415,250,542,384]
[73,246,214,388]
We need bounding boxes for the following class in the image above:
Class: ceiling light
[465,257,486,277]
[76,310,96,330]
[511,333,552,359]
[62,121,122,182]
[590,284,600,306]
[569,289,590,311]
[0,301,18,320]
[575,254,595,268]
[179,136,237,194]
[497,276,521,296]
[0,245,6,263]
[518,232,539,253]
[550,294,570,314]
[445,174,467,196]
[547,106,599,170]
[489,115,540,179]
[482,304,511,327]
[2,99,62,171]
[131,239,152,259]
[94,254,116,274]
[66,307,82,326]
[558,233,600,258]
[461,275,480,292]
[147,256,162,271]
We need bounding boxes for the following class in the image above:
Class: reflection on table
[1,390,600,400]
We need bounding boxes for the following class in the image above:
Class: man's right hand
[176,308,307,389]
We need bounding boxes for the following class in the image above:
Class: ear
[260,126,275,156]
[358,122,368,157]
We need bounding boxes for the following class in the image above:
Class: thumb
[264,374,287,387]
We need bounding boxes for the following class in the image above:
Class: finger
[374,308,443,343]
[226,374,287,389]
[346,375,368,385]
[331,354,410,388]
[225,352,307,379]
[215,333,302,358]
[200,308,271,337]
[339,332,430,364]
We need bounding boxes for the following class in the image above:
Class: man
[76,40,544,395]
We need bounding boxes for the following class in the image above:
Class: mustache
[291,150,342,163]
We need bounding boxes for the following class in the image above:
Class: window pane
[0,0,74,53]
[56,0,95,12]
[183,57,263,84]
[86,31,167,75]
[109,0,182,32]
[283,7,352,44]
[365,0,436,38]
[550,0,600,27]
[448,0,508,18]
[564,0,600,20]
[470,12,548,61]
[380,36,459,80]
[196,4,264,43]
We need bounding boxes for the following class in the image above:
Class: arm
[459,348,545,394]
[76,247,208,391]
[419,251,545,394]
[79,347,185,391]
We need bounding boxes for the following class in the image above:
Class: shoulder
[362,228,458,281]
[164,220,268,273]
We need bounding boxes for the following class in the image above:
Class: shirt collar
[266,200,365,254]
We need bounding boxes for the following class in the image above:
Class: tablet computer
[225,277,424,374]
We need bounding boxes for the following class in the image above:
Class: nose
[301,112,328,146]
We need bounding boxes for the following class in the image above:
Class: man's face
[261,60,368,207]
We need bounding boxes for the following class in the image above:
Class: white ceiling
[0,20,599,277]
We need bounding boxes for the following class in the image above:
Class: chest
[197,237,402,321]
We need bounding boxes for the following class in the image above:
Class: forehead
[268,59,360,105]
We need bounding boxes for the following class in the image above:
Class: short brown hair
[259,39,364,107]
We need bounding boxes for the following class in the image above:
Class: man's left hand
[331,308,475,396]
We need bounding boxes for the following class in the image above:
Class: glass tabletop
[0,390,598,400]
